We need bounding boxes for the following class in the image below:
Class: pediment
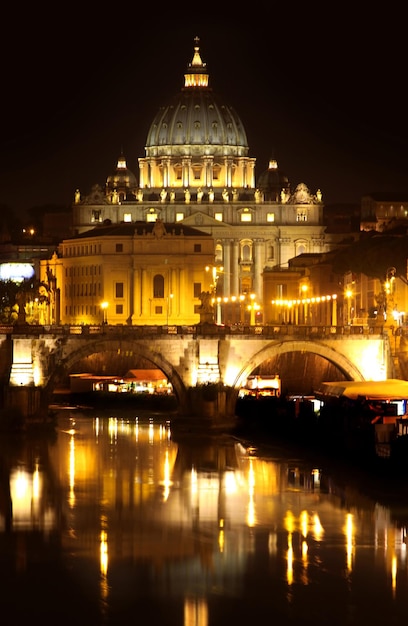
[181,212,228,227]
[82,184,109,205]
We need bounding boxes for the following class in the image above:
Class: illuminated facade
[360,192,408,232]
[40,220,215,326]
[70,38,348,318]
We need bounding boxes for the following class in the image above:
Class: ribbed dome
[145,39,248,158]
[146,91,248,157]
[139,38,255,192]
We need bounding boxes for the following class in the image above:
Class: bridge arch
[46,338,189,413]
[4,326,391,420]
[227,339,365,410]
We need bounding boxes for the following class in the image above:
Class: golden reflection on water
[3,412,408,625]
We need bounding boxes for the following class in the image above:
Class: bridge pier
[176,385,237,432]
[2,385,49,429]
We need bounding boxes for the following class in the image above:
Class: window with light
[240,213,252,222]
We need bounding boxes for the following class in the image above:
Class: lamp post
[216,297,222,324]
[248,293,256,326]
[205,265,222,294]
[345,289,353,325]
[300,283,309,324]
[331,294,338,326]
[205,264,225,324]
[384,267,396,324]
[101,301,109,325]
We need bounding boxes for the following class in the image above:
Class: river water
[1,408,408,625]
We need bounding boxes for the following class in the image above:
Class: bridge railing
[0,322,391,337]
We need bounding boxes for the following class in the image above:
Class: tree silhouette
[331,234,408,280]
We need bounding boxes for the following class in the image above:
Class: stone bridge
[0,323,395,420]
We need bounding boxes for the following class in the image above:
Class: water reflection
[1,411,408,625]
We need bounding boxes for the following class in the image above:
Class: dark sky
[1,6,407,218]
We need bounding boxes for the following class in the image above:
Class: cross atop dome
[185,36,209,88]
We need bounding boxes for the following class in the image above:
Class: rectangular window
[296,210,307,222]
[194,244,201,252]
[193,283,201,297]
[115,243,123,252]
[240,213,252,222]
[267,212,275,222]
[146,213,157,222]
[155,306,163,314]
[115,283,124,298]
[277,284,288,298]
[123,213,132,222]
[176,213,184,221]
[116,304,123,314]
[215,212,223,221]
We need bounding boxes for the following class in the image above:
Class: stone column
[203,156,213,188]
[249,161,256,189]
[162,159,170,189]
[182,158,191,188]
[140,268,147,318]
[253,239,264,303]
[222,241,231,297]
[127,264,135,325]
[224,158,233,187]
[231,240,239,296]
[139,161,146,188]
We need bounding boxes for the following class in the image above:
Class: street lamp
[205,265,222,294]
[300,283,309,323]
[100,301,109,325]
[345,289,353,325]
[216,297,222,324]
[384,267,396,324]
[248,293,257,325]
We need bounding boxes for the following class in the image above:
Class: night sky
[1,6,407,218]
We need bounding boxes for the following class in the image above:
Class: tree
[331,233,408,280]
[0,280,21,323]
[0,278,43,324]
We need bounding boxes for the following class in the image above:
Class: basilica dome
[106,153,138,202]
[139,38,255,192]
[258,159,291,202]
[145,51,248,157]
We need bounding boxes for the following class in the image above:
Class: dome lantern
[139,37,256,193]
[184,36,209,88]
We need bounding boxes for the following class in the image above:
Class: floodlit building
[59,38,351,325]
[361,193,408,232]
[40,220,215,326]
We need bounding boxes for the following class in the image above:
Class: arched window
[242,243,251,262]
[153,274,164,298]
[296,242,307,256]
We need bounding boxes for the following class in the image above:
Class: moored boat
[314,379,408,463]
